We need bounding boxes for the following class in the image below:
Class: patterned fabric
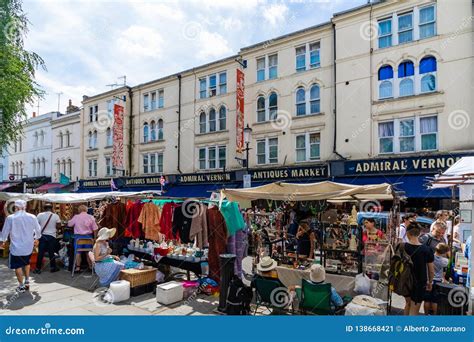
[227,229,246,278]
[94,243,124,287]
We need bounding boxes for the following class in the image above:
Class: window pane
[218,147,226,168]
[378,65,393,80]
[296,150,306,162]
[209,148,216,169]
[209,75,216,87]
[399,31,413,44]
[219,107,226,130]
[269,66,277,79]
[378,19,392,35]
[296,46,306,55]
[400,137,415,152]
[269,54,277,66]
[257,69,265,82]
[398,61,414,77]
[257,141,265,154]
[419,6,435,24]
[399,119,414,136]
[296,135,305,149]
[150,154,156,173]
[296,88,305,102]
[379,138,393,153]
[421,74,436,92]
[209,109,216,131]
[420,23,435,39]
[310,49,320,68]
[378,36,392,48]
[296,103,306,116]
[379,81,393,98]
[399,79,414,96]
[310,143,320,160]
[257,109,266,122]
[199,148,206,159]
[257,57,265,69]
[420,56,437,73]
[420,117,437,133]
[378,122,394,137]
[310,100,320,114]
[310,85,320,100]
[398,13,413,30]
[199,113,206,133]
[296,54,305,71]
[422,134,437,150]
[269,93,277,107]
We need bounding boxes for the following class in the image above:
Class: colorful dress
[94,243,124,287]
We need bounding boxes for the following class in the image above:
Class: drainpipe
[177,74,182,173]
[332,21,346,160]
[127,87,133,176]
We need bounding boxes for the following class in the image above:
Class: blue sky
[23,0,366,114]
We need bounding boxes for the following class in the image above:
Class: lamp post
[243,124,252,173]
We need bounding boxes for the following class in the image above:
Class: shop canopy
[430,157,474,188]
[221,181,394,207]
[0,190,162,203]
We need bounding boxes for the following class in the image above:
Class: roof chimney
[32,111,36,118]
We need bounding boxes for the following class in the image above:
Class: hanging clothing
[207,207,228,283]
[172,204,193,243]
[160,202,179,240]
[189,203,208,248]
[227,229,246,279]
[219,201,245,236]
[138,202,162,241]
[125,200,144,239]
[99,201,126,237]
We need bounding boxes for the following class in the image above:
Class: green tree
[0,0,45,148]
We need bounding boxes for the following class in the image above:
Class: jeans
[37,235,57,270]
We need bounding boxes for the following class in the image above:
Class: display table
[275,266,310,288]
[124,250,204,279]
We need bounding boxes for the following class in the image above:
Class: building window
[106,127,113,146]
[398,12,413,44]
[150,120,157,141]
[143,154,149,174]
[67,159,72,178]
[256,93,278,122]
[199,112,206,133]
[158,119,164,140]
[151,92,156,110]
[39,131,44,146]
[378,18,392,48]
[268,92,278,121]
[89,105,98,122]
[66,130,71,147]
[420,116,437,150]
[88,159,97,177]
[198,146,226,170]
[296,87,306,116]
[143,94,149,111]
[142,152,163,174]
[398,60,414,96]
[420,56,437,93]
[199,78,206,99]
[268,54,278,79]
[310,85,320,114]
[378,121,394,154]
[257,96,266,122]
[295,45,306,72]
[105,157,112,176]
[219,106,226,131]
[309,42,320,68]
[219,72,227,94]
[378,116,438,154]
[257,137,278,165]
[209,108,216,132]
[209,74,217,97]
[59,132,63,148]
[257,57,265,82]
[419,5,436,39]
[378,65,393,99]
[158,90,164,108]
[56,160,60,177]
[88,131,93,149]
[399,118,415,152]
[296,132,321,162]
[143,122,149,143]
[107,99,115,115]
[34,132,38,147]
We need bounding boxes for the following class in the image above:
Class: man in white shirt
[34,203,61,274]
[397,213,416,243]
[0,200,41,293]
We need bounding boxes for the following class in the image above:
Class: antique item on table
[348,205,358,226]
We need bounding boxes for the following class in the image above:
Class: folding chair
[296,279,343,315]
[71,234,94,278]
[252,275,289,315]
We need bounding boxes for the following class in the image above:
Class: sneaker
[33,269,41,274]
[15,286,26,293]
[50,268,60,273]
[24,281,30,291]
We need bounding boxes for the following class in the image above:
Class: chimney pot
[32,112,36,117]
[69,99,72,106]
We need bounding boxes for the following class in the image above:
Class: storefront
[249,164,329,187]
[330,152,474,210]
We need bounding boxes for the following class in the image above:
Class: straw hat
[257,256,277,272]
[97,227,116,241]
[309,264,326,283]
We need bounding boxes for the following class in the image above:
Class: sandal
[74,266,81,273]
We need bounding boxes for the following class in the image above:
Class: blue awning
[165,183,240,198]
[333,175,452,198]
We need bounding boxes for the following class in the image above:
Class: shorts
[410,284,427,304]
[423,281,441,303]
[8,254,31,270]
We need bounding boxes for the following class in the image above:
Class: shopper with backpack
[399,222,435,315]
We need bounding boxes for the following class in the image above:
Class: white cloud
[262,4,289,26]
[117,26,164,58]
[196,31,232,60]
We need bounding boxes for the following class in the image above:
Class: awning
[334,175,452,198]
[0,182,20,192]
[35,183,66,193]
[165,183,240,198]
[430,156,474,188]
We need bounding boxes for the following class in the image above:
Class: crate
[120,267,157,288]
[130,282,157,297]
[156,281,184,305]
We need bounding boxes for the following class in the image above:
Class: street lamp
[243,124,252,172]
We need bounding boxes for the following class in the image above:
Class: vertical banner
[236,68,245,153]
[113,104,124,170]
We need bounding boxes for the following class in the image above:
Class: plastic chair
[71,234,94,278]
[296,279,332,315]
[252,275,288,315]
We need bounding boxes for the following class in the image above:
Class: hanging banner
[112,104,124,170]
[236,68,245,153]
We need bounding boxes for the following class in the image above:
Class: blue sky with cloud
[23,0,366,114]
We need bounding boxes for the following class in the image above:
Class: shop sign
[344,154,470,175]
[177,172,234,184]
[80,179,114,188]
[235,68,245,153]
[123,176,165,187]
[250,165,328,181]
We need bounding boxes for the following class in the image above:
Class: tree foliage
[0,0,45,148]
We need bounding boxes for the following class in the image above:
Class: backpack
[225,276,252,315]
[388,243,416,297]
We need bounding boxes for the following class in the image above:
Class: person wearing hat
[308,264,344,309]
[93,227,124,286]
[257,256,277,276]
[0,200,42,293]
[34,203,61,274]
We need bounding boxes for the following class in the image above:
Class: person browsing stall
[68,205,98,272]
[93,227,124,287]
[0,200,41,293]
[419,221,447,253]
[397,214,416,243]
[402,222,434,316]
[362,218,385,243]
[296,222,315,259]
[34,203,61,274]
[308,264,343,309]
[423,243,449,315]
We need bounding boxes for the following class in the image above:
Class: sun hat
[14,199,26,209]
[257,256,277,272]
[97,227,117,241]
[309,264,326,283]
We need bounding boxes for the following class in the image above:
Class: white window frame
[295,41,321,72]
[256,93,278,122]
[88,159,97,178]
[142,152,164,174]
[419,5,436,39]
[198,72,227,99]
[105,156,112,176]
[218,72,227,94]
[295,132,321,162]
[106,127,113,147]
[199,107,226,133]
[143,94,149,112]
[256,57,266,82]
[309,42,321,69]
[397,11,413,44]
[197,146,226,170]
[378,18,393,49]
[256,137,278,165]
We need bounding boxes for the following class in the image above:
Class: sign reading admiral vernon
[345,154,469,175]
[177,172,234,184]
[251,165,328,181]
